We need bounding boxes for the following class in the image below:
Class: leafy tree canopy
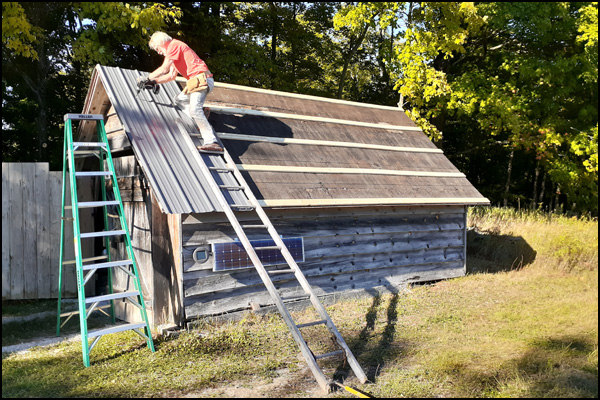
[2,2,597,215]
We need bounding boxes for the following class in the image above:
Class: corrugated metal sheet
[96,65,249,214]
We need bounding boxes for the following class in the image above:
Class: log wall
[181,205,467,319]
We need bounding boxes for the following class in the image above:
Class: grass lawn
[2,207,598,397]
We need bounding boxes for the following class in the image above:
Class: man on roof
[138,31,223,153]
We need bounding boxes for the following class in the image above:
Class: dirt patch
[170,367,327,398]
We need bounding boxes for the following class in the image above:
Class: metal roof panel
[96,65,249,214]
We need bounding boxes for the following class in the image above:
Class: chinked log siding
[181,205,466,319]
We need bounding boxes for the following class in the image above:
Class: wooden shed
[78,65,489,328]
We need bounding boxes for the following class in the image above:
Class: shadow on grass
[332,287,403,388]
[466,229,537,274]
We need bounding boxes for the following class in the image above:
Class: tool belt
[183,71,213,94]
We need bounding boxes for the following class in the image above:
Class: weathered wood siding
[181,205,467,319]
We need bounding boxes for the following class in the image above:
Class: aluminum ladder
[177,118,368,393]
[56,113,155,367]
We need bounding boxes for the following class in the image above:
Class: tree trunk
[503,149,514,207]
[539,171,547,211]
[337,25,369,99]
[269,3,278,90]
[531,161,540,210]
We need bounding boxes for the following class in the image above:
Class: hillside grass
[2,207,597,397]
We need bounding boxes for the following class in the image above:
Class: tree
[2,2,180,169]
[333,2,598,214]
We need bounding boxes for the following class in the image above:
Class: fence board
[2,162,77,300]
[2,163,11,298]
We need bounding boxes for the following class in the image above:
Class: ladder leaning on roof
[56,113,155,367]
[175,117,368,393]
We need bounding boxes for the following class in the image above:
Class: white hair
[149,32,172,51]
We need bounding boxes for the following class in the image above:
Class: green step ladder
[56,113,155,367]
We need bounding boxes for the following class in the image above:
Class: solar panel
[213,237,304,272]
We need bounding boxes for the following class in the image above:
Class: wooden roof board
[207,85,413,126]
[224,141,459,173]
[210,112,438,150]
[240,172,484,202]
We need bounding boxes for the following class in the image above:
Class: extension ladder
[176,118,368,393]
[56,113,155,367]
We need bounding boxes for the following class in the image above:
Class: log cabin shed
[77,64,489,328]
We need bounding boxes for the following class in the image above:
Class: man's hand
[136,75,156,90]
[136,75,159,95]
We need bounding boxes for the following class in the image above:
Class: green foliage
[70,3,182,67]
[2,2,597,214]
[1,2,40,59]
[2,3,180,169]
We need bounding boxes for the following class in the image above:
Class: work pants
[175,77,217,145]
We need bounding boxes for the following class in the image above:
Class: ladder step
[296,320,327,329]
[73,142,106,148]
[219,185,244,190]
[80,230,126,239]
[314,349,344,360]
[268,268,295,275]
[254,245,281,251]
[209,167,236,172]
[88,322,147,339]
[75,171,113,177]
[280,294,310,301]
[64,113,104,121]
[82,260,133,271]
[77,200,120,208]
[85,290,139,304]
[240,224,268,229]
[230,205,256,211]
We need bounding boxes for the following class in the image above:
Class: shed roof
[82,65,488,214]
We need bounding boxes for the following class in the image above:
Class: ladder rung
[82,260,133,271]
[280,294,310,301]
[254,245,281,251]
[314,349,344,360]
[77,200,120,208]
[209,167,235,172]
[268,269,295,275]
[73,142,106,148]
[64,113,104,121]
[219,185,244,190]
[62,255,108,265]
[80,230,126,239]
[241,224,268,229]
[85,290,139,304]
[88,322,147,339]
[231,205,256,211]
[296,320,327,329]
[75,171,113,177]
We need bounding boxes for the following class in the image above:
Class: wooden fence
[2,163,78,300]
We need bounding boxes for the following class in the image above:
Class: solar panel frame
[212,237,304,272]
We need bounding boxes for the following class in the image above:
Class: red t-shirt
[165,39,209,79]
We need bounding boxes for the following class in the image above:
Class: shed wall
[181,205,466,319]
